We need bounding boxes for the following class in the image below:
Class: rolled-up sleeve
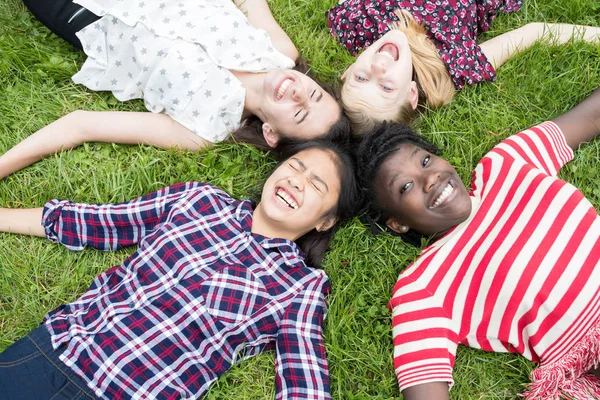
[42,182,207,251]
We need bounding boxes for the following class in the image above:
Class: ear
[407,81,419,110]
[262,122,279,148]
[386,217,409,235]
[316,216,338,232]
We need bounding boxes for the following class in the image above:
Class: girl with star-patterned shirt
[0,0,348,179]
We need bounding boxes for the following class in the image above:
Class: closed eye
[310,180,323,193]
[310,89,316,99]
[298,111,309,124]
[295,109,302,118]
[288,162,298,171]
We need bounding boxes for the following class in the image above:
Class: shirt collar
[236,200,306,267]
[429,196,481,249]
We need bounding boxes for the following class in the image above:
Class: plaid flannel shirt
[41,182,331,399]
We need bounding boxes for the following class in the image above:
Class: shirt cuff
[42,199,70,243]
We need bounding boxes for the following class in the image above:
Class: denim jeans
[0,325,97,400]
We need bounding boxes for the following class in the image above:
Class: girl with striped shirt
[355,87,600,399]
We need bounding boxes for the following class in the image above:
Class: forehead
[377,143,420,182]
[287,148,341,182]
[302,92,340,135]
[344,81,400,113]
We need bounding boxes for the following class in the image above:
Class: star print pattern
[72,0,295,143]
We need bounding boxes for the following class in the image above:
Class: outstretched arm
[480,23,600,70]
[552,87,600,150]
[0,111,210,180]
[0,208,45,237]
[234,0,299,62]
[402,383,450,400]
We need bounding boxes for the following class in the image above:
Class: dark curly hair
[354,121,440,246]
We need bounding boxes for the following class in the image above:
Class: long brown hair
[227,59,349,154]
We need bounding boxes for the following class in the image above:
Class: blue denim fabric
[0,325,97,400]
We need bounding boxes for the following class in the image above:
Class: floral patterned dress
[326,0,522,89]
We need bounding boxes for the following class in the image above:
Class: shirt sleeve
[390,284,457,392]
[434,34,496,89]
[326,0,401,55]
[274,274,331,400]
[42,182,209,251]
[490,121,574,177]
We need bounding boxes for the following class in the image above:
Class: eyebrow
[389,173,399,189]
[291,157,329,192]
[387,147,416,188]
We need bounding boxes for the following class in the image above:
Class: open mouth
[429,182,454,209]
[275,187,298,209]
[275,77,294,101]
[377,43,399,61]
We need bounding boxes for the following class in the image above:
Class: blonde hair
[342,9,455,134]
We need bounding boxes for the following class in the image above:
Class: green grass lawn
[1,0,600,398]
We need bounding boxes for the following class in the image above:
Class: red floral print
[326,0,523,89]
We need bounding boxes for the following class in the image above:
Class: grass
[1,0,599,398]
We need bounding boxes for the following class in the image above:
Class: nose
[423,170,440,193]
[288,174,305,191]
[371,60,387,76]
[291,83,308,105]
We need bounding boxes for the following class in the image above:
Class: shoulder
[172,182,239,208]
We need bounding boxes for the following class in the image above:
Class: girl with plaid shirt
[0,139,357,400]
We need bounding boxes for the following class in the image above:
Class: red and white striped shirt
[390,122,600,391]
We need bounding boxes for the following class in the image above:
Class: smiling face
[375,143,471,238]
[342,30,418,118]
[259,69,341,144]
[255,147,342,240]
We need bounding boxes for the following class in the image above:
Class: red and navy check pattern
[41,182,332,399]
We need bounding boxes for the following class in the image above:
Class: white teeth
[430,183,454,209]
[276,188,298,209]
[276,78,293,100]
[377,50,395,60]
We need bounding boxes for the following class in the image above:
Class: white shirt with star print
[72,0,295,143]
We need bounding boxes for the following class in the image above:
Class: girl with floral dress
[326,0,600,132]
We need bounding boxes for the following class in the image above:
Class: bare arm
[234,0,299,62]
[480,23,600,70]
[552,87,600,150]
[402,382,450,400]
[0,208,45,237]
[0,111,211,180]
